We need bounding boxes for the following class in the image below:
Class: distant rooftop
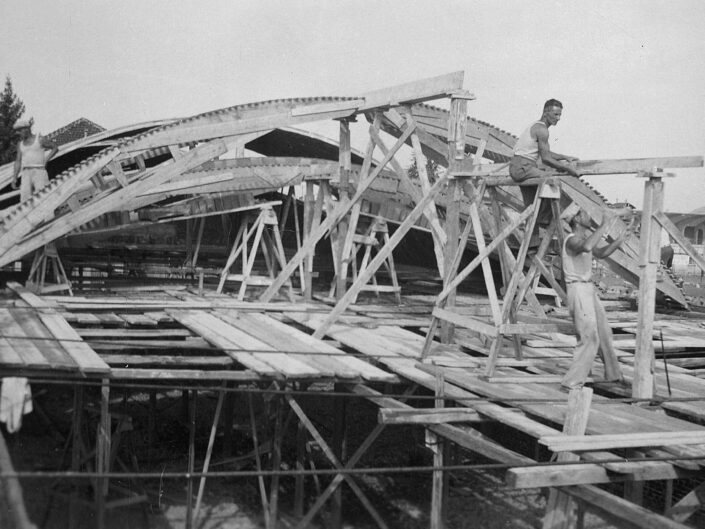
[46,117,106,147]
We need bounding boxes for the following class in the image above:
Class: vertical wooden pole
[441,180,461,342]
[222,384,235,457]
[634,174,664,399]
[331,383,347,529]
[430,371,446,529]
[186,390,196,529]
[336,120,352,300]
[303,182,315,300]
[543,387,593,529]
[69,385,84,528]
[95,379,111,529]
[268,393,284,529]
[294,419,306,518]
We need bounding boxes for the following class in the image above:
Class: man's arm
[593,216,637,259]
[41,137,58,162]
[566,212,618,254]
[535,125,580,177]
[11,147,22,189]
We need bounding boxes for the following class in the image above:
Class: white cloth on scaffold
[0,377,33,433]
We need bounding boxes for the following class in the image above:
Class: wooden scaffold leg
[25,242,73,295]
[217,204,293,301]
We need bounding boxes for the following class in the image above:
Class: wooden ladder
[421,178,567,377]
[217,205,294,301]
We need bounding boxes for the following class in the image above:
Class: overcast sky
[1,0,703,211]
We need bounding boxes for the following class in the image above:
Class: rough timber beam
[448,155,704,177]
[120,71,465,152]
[356,71,465,110]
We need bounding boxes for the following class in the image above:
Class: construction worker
[510,99,580,227]
[560,205,635,390]
[11,119,58,201]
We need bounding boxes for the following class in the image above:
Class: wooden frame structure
[1,71,705,529]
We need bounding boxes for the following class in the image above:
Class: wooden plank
[174,310,321,378]
[168,310,279,375]
[36,312,110,373]
[358,71,464,110]
[118,314,159,327]
[0,309,51,368]
[215,311,333,378]
[507,461,695,489]
[449,155,703,177]
[109,368,262,381]
[10,308,76,369]
[432,307,497,336]
[77,328,193,339]
[379,408,483,424]
[101,354,232,366]
[541,431,705,452]
[269,314,396,382]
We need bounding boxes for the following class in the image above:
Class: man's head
[542,99,563,126]
[13,119,32,138]
[561,203,589,231]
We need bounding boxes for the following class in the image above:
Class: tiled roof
[46,118,106,146]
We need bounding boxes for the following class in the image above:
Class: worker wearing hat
[560,204,635,390]
[11,119,58,201]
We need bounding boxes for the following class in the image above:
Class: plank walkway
[2,288,705,484]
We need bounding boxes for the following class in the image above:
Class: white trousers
[562,282,623,388]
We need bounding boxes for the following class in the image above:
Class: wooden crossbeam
[449,155,703,178]
[541,431,705,452]
[379,408,483,424]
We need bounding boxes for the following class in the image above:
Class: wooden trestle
[1,71,705,528]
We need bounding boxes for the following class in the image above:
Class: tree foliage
[0,76,27,165]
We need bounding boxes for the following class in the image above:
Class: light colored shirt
[19,134,46,168]
[513,120,545,162]
[562,233,593,283]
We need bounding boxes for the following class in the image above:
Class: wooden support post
[222,385,235,457]
[186,389,196,529]
[331,384,347,529]
[68,385,84,529]
[543,387,593,529]
[248,393,270,528]
[406,110,446,277]
[294,419,306,518]
[429,371,446,529]
[441,180,461,342]
[268,393,284,528]
[634,172,665,399]
[193,384,226,525]
[337,114,381,300]
[336,120,352,300]
[303,181,315,299]
[95,379,111,529]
